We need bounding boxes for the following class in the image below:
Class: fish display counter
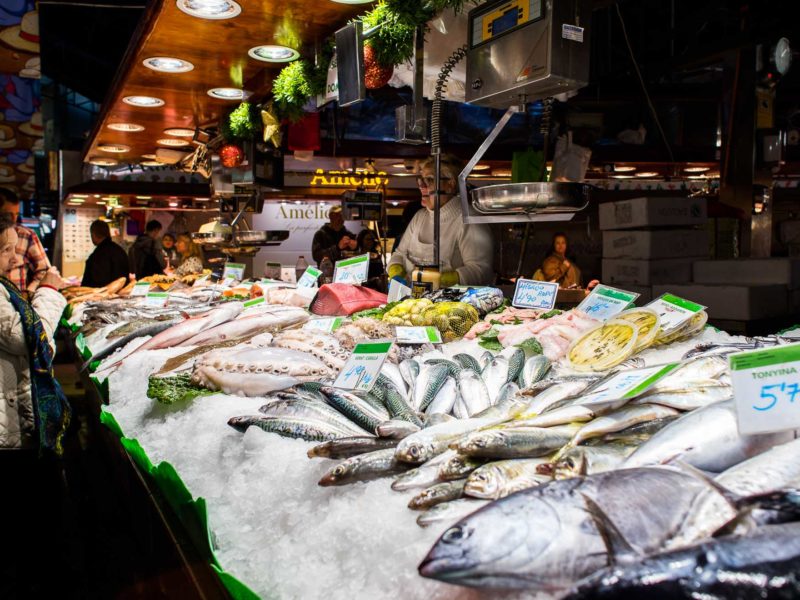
[62,276,800,599]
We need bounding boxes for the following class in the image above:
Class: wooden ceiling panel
[85,0,362,162]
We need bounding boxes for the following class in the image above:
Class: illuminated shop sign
[309,169,390,187]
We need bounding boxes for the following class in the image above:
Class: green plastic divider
[120,437,155,477]
[74,333,93,360]
[210,565,262,600]
[90,375,109,402]
[99,408,124,439]
[777,324,800,335]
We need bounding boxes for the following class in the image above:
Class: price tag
[512,279,559,310]
[395,326,442,344]
[578,285,639,321]
[242,296,266,311]
[388,278,412,302]
[143,292,169,307]
[730,342,800,435]
[297,266,322,288]
[333,340,392,392]
[333,254,369,285]
[259,278,292,289]
[238,281,254,289]
[646,293,705,332]
[223,262,246,281]
[578,363,681,407]
[192,276,210,288]
[303,317,343,333]
[130,282,151,297]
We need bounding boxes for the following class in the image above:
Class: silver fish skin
[395,416,498,464]
[553,444,636,479]
[453,353,482,374]
[80,319,180,371]
[518,355,551,388]
[408,479,466,510]
[437,453,487,481]
[257,398,370,437]
[455,424,579,459]
[464,458,551,500]
[518,404,597,428]
[482,356,509,405]
[318,448,410,486]
[227,415,350,442]
[658,355,729,381]
[414,364,451,412]
[517,379,596,417]
[376,419,421,439]
[426,377,458,416]
[179,307,308,346]
[623,399,796,472]
[418,467,726,591]
[567,404,679,448]
[452,393,470,419]
[307,436,397,459]
[457,370,491,417]
[424,413,456,427]
[320,387,386,434]
[500,347,525,384]
[416,499,490,528]
[630,381,732,410]
[496,382,520,405]
[669,436,800,549]
[479,351,494,371]
[380,362,408,399]
[399,359,419,398]
[391,449,457,491]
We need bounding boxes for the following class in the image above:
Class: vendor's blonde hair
[176,233,202,259]
[417,153,464,184]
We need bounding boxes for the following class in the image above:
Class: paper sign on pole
[333,254,369,285]
[334,340,392,392]
[730,342,800,434]
[512,279,559,310]
[577,285,638,321]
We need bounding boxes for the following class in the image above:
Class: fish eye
[409,446,420,457]
[442,526,471,544]
[334,466,346,476]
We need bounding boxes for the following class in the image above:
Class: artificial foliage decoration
[361,1,422,68]
[220,102,261,141]
[272,60,314,122]
[219,143,244,168]
[364,44,394,89]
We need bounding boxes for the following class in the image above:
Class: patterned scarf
[0,276,70,454]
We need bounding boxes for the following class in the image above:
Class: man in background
[311,205,356,266]
[0,187,50,294]
[82,220,129,288]
[128,219,164,279]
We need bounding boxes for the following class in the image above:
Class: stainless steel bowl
[470,182,591,214]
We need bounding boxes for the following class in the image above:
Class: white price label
[192,276,210,288]
[730,342,800,435]
[646,293,705,332]
[130,282,151,296]
[223,262,246,281]
[578,363,681,407]
[297,266,322,288]
[303,317,343,333]
[143,292,169,307]
[512,279,559,310]
[333,254,369,285]
[578,285,638,321]
[333,340,392,392]
[395,326,442,344]
[387,278,412,302]
[242,296,266,311]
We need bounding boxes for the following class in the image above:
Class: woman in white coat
[387,154,494,287]
[0,213,69,452]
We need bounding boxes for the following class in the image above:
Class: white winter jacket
[0,286,66,449]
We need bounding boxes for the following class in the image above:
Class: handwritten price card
[512,279,559,311]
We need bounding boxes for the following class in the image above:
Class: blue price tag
[512,279,559,310]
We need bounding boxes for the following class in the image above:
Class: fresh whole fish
[156,331,263,375]
[391,450,457,491]
[623,399,796,472]
[380,362,408,399]
[682,341,774,360]
[424,413,456,427]
[437,453,487,481]
[416,499,490,529]
[457,370,491,417]
[453,353,482,374]
[227,415,350,442]
[568,522,800,600]
[395,416,497,464]
[257,397,369,437]
[553,444,637,479]
[479,351,494,370]
[320,387,386,434]
[318,448,410,486]
[178,307,308,347]
[80,318,180,371]
[414,364,450,412]
[374,376,423,426]
[426,377,458,416]
[399,358,419,392]
[464,458,551,500]
[408,479,466,510]
[500,347,525,384]
[518,354,551,389]
[455,424,579,459]
[376,419,420,439]
[424,358,462,378]
[482,356,509,405]
[516,379,598,417]
[307,436,397,459]
[566,404,679,448]
[650,355,729,387]
[495,382,519,405]
[630,381,732,410]
[597,415,679,444]
[418,466,728,591]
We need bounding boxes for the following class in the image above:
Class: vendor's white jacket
[0,286,66,449]
[388,198,494,285]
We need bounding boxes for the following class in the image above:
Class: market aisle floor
[1,359,167,599]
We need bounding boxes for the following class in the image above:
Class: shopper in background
[357,228,386,291]
[161,232,179,269]
[82,220,129,288]
[0,187,50,295]
[166,233,204,277]
[388,154,494,286]
[312,205,357,266]
[538,232,581,288]
[128,219,165,279]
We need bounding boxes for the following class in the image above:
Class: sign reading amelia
[309,169,390,187]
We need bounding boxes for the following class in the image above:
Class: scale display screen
[471,0,543,48]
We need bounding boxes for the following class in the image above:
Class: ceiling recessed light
[71,194,88,198]
[684,166,710,173]
[473,164,491,171]
[107,122,145,132]
[68,198,85,203]
[687,174,707,179]
[97,144,129,153]
[468,173,489,178]
[207,87,247,100]
[635,171,659,177]
[96,201,106,205]
[123,95,164,107]
[169,201,179,207]
[163,127,196,137]
[614,165,636,172]
[391,162,407,168]
[143,56,194,73]
[248,45,299,63]
[141,154,157,160]
[492,169,512,177]
[89,157,119,166]
[136,196,153,199]
[393,172,416,177]
[157,137,191,147]
[141,160,162,166]
[612,174,634,179]
[176,0,241,19]
[329,0,375,4]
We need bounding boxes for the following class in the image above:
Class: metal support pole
[434,151,441,268]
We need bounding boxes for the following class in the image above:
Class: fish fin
[580,493,638,565]
[667,459,743,506]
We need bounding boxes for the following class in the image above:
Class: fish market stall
[62,274,800,599]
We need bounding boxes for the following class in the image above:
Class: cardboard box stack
[599,197,709,304]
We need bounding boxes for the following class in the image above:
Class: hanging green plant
[361,1,426,68]
[272,60,314,122]
[220,102,261,141]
